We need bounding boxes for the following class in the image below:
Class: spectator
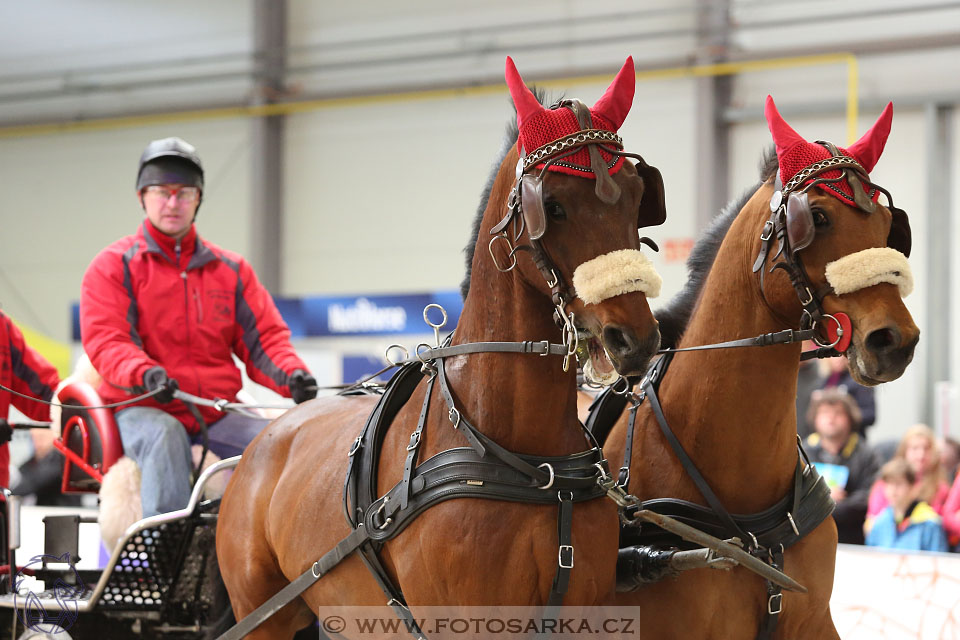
[818,355,876,436]
[11,427,82,507]
[939,436,960,482]
[865,458,948,552]
[804,388,880,544]
[795,341,823,439]
[937,443,960,550]
[866,424,950,536]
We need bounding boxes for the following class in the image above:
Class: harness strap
[642,376,749,542]
[617,403,639,489]
[658,328,815,354]
[217,525,371,640]
[756,545,785,640]
[401,374,436,510]
[547,492,575,607]
[422,340,568,360]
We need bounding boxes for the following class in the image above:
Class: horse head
[755,96,919,384]
[480,57,666,382]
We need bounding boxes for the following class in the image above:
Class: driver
[80,136,317,517]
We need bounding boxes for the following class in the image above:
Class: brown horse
[216,57,667,638]
[603,97,918,639]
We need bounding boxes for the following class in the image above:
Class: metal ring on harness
[538,463,556,489]
[448,407,461,429]
[488,234,518,273]
[812,313,843,349]
[385,344,409,367]
[423,304,448,331]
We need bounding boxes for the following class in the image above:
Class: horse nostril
[602,325,635,357]
[865,327,901,354]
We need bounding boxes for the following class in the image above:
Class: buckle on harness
[348,436,363,457]
[538,463,555,489]
[538,340,551,356]
[558,545,574,569]
[448,407,461,429]
[767,593,783,615]
[407,431,421,451]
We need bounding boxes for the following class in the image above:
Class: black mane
[654,146,778,348]
[460,88,552,300]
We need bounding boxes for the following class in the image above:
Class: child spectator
[865,458,948,552]
[866,425,950,538]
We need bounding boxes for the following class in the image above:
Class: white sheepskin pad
[825,247,913,297]
[573,249,662,305]
[98,456,142,553]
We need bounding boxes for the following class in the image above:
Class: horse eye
[545,201,567,221]
[811,208,829,227]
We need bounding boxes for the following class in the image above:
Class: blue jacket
[865,501,948,552]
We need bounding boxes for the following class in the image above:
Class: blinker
[785,192,815,254]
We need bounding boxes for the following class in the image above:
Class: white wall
[1,1,959,446]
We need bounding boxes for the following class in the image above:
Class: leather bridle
[751,142,911,348]
[488,98,664,369]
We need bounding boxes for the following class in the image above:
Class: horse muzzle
[849,327,919,385]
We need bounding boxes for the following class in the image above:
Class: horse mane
[655,146,778,348]
[460,89,552,300]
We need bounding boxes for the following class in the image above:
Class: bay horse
[216,57,667,638]
[602,97,918,639]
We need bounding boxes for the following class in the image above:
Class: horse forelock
[654,146,776,348]
[461,88,553,300]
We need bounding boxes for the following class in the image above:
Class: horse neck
[657,213,802,511]
[447,251,584,456]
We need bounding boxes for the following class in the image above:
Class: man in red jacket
[0,311,60,488]
[81,137,317,517]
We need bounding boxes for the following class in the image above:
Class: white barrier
[833,544,960,638]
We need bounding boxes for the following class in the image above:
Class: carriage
[0,380,237,640]
[0,55,918,640]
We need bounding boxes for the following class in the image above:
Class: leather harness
[218,339,608,640]
[588,353,835,640]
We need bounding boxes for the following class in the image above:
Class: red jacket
[0,312,60,487]
[81,221,308,434]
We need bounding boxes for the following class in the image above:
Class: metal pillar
[250,0,287,293]
[693,0,732,230]
[925,103,953,426]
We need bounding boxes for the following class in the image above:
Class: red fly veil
[765,96,893,207]
[505,56,636,178]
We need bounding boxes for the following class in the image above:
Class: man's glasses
[142,185,201,203]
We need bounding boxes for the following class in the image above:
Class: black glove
[0,419,11,445]
[289,369,317,404]
[143,366,179,404]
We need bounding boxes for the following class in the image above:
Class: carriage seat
[52,380,124,494]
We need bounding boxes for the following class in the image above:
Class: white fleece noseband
[825,247,913,297]
[573,249,662,304]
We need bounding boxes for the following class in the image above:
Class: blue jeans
[115,407,269,518]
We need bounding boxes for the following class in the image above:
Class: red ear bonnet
[506,56,636,178]
[765,95,893,206]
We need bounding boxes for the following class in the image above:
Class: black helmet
[136,137,204,192]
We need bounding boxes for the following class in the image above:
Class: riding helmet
[136,137,205,192]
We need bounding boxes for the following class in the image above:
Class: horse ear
[846,102,893,173]
[592,56,635,130]
[505,57,545,131]
[764,95,807,163]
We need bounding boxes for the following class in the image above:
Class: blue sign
[71,290,464,340]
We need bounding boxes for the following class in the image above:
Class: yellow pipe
[0,53,859,142]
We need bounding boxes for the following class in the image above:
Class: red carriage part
[51,381,123,494]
